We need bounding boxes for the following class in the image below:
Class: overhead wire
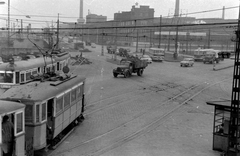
[0,5,238,26]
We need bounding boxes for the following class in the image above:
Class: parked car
[140,55,152,64]
[180,58,194,67]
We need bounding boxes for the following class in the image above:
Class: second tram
[0,52,70,89]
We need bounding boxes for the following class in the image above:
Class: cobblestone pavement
[50,45,233,156]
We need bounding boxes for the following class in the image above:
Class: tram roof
[0,53,70,71]
[206,100,231,108]
[0,75,86,103]
[0,100,25,115]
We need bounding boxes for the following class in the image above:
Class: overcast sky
[0,0,239,28]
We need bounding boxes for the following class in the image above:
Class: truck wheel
[137,69,143,76]
[113,73,118,78]
[124,71,130,78]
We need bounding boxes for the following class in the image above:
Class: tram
[0,74,85,155]
[0,52,71,89]
[0,100,26,156]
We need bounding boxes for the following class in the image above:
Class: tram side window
[56,96,63,115]
[42,102,47,121]
[25,105,33,123]
[79,85,83,97]
[57,62,60,71]
[36,104,40,123]
[32,69,37,75]
[16,112,24,134]
[0,73,13,83]
[26,71,31,81]
[64,92,71,108]
[76,86,81,99]
[38,67,41,73]
[16,72,19,84]
[46,66,51,73]
[20,73,25,83]
[71,88,77,103]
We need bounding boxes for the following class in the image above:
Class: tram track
[86,78,230,156]
[84,80,191,116]
[50,77,230,156]
[49,82,200,156]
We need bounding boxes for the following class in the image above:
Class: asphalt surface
[49,45,233,156]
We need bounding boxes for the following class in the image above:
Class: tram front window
[0,72,13,83]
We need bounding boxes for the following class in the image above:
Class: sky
[0,0,239,29]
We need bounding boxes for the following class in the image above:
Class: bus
[203,49,223,64]
[0,52,70,89]
[148,48,165,62]
[193,48,209,61]
[0,74,86,153]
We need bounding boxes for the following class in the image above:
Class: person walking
[2,115,14,156]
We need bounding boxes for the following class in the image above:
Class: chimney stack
[174,0,180,17]
[222,6,225,19]
[77,0,85,24]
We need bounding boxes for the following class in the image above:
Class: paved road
[50,45,233,156]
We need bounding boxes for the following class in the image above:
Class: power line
[0,5,238,26]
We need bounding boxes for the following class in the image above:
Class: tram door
[1,114,15,156]
[47,99,54,144]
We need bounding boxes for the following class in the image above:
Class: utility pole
[114,21,118,60]
[7,0,10,53]
[136,29,139,53]
[21,19,23,33]
[101,29,104,56]
[56,13,59,49]
[149,29,152,48]
[207,29,211,48]
[174,24,179,59]
[96,28,98,44]
[158,15,162,48]
[227,4,240,155]
[81,25,84,42]
[186,31,189,54]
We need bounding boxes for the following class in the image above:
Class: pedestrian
[2,115,14,156]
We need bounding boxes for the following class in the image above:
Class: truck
[113,54,148,78]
